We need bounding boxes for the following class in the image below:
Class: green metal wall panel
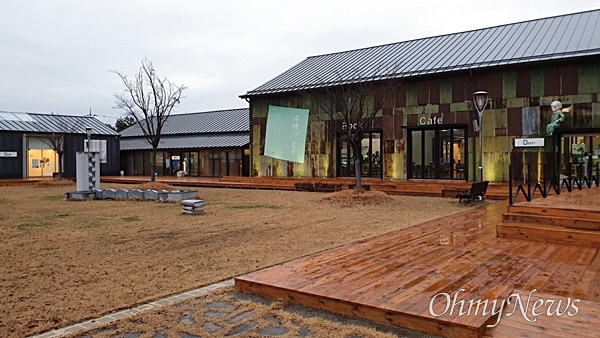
[503,71,517,99]
[579,63,599,94]
[406,83,418,106]
[530,69,544,97]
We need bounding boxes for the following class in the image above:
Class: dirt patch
[320,189,395,206]
[134,181,176,191]
[0,183,479,337]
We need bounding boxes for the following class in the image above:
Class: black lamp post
[473,91,489,182]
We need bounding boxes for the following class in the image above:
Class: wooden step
[497,222,600,247]
[502,212,600,231]
[508,205,600,220]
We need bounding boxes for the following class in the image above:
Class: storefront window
[338,131,382,178]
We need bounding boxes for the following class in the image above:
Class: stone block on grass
[143,189,159,200]
[115,189,129,200]
[128,189,144,200]
[101,189,117,200]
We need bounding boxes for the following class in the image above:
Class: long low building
[0,112,120,179]
[241,9,600,182]
[119,108,250,177]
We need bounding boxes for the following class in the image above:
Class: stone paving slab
[30,278,435,338]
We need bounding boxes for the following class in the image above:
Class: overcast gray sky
[1,1,598,125]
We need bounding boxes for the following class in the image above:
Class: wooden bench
[456,181,489,204]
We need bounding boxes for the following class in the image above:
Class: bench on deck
[456,181,489,204]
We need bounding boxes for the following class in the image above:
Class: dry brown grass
[133,182,176,191]
[34,178,75,187]
[0,183,477,337]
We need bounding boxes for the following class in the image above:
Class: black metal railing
[508,162,600,205]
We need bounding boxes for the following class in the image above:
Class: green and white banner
[264,105,309,163]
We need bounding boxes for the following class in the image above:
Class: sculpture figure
[546,101,571,136]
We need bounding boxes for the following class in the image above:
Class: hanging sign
[0,151,17,157]
[514,138,545,147]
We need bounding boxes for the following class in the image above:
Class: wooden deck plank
[235,187,600,338]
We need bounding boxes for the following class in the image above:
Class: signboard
[264,105,309,163]
[171,156,180,160]
[0,151,17,157]
[514,138,545,148]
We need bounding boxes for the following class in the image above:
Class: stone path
[30,279,435,338]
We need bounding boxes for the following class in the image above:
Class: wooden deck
[100,175,509,199]
[235,187,600,337]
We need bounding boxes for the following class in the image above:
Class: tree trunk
[57,152,64,179]
[150,147,157,182]
[353,143,363,190]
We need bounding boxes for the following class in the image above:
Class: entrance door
[559,133,600,178]
[408,126,467,180]
[337,131,382,178]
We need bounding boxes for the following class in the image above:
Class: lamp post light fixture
[85,127,93,151]
[473,91,489,182]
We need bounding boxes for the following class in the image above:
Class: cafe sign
[514,138,545,148]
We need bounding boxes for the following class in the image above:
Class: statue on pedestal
[546,101,571,136]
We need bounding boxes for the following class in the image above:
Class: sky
[1,1,598,126]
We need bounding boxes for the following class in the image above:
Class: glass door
[408,126,467,180]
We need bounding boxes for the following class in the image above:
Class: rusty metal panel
[573,103,593,128]
[382,115,394,140]
[507,108,522,136]
[539,105,554,130]
[417,81,430,105]
[394,113,404,139]
[451,75,468,103]
[562,64,579,95]
[372,116,383,129]
[522,106,540,136]
[384,140,395,154]
[516,69,531,98]
[544,65,562,96]
[395,83,407,107]
[406,114,418,126]
[429,79,440,104]
[475,71,503,100]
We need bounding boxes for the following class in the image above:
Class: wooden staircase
[497,203,600,246]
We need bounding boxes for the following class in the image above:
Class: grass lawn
[0,181,476,337]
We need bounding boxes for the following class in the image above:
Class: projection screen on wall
[264,105,309,163]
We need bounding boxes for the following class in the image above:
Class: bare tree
[112,58,186,181]
[303,74,398,189]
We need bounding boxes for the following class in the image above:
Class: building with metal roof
[243,9,600,98]
[0,112,120,179]
[119,108,250,177]
[242,9,600,182]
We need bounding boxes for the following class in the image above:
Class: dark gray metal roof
[120,108,249,137]
[120,133,249,150]
[243,9,600,97]
[0,111,118,135]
